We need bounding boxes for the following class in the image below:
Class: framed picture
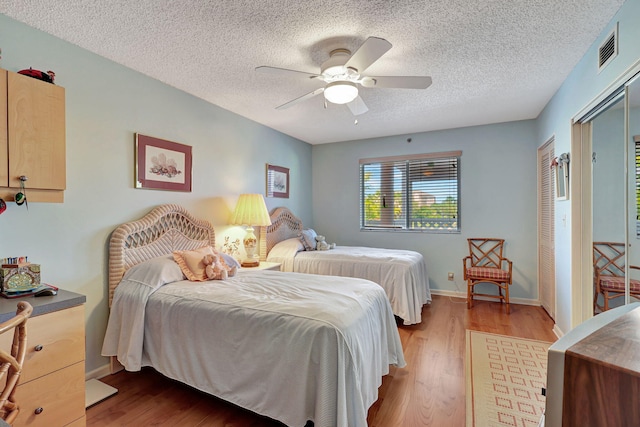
[554,153,570,201]
[135,133,192,192]
[266,164,289,198]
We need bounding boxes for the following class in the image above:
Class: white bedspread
[268,246,431,325]
[103,270,405,427]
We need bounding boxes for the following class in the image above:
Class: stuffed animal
[315,235,331,251]
[203,253,237,280]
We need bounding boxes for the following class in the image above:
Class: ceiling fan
[256,37,432,116]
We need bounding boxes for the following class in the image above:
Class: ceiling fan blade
[276,88,325,110]
[256,66,322,80]
[347,96,368,116]
[344,37,392,73]
[363,76,432,89]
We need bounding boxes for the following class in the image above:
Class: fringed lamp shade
[230,194,272,267]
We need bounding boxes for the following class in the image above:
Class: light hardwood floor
[87,295,557,426]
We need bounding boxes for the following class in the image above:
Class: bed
[260,207,431,325]
[101,204,405,427]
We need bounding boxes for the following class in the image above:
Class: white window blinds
[360,151,461,232]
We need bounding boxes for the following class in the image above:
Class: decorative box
[1,263,41,292]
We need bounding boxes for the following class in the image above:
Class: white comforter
[268,246,431,325]
[102,270,405,427]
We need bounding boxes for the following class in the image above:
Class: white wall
[312,120,539,300]
[536,0,640,334]
[0,15,313,375]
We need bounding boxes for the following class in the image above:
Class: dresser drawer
[13,361,85,427]
[64,415,86,427]
[5,305,85,382]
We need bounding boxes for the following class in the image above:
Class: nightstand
[241,262,281,271]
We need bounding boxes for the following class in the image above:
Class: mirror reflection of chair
[593,242,640,313]
[463,238,513,313]
[0,301,33,426]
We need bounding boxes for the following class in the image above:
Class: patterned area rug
[466,330,551,427]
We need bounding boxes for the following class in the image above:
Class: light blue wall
[312,120,539,300]
[537,0,640,333]
[0,15,312,375]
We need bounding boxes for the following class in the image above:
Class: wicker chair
[0,301,33,425]
[463,238,513,313]
[593,242,640,313]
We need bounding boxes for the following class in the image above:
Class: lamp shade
[324,81,358,104]
[230,194,272,226]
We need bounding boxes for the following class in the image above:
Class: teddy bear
[315,235,332,251]
[202,253,237,280]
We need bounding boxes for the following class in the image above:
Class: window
[360,151,461,232]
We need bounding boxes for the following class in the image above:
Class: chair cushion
[466,266,510,281]
[599,276,640,293]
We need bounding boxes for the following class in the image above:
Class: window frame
[359,151,462,233]
[635,135,640,238]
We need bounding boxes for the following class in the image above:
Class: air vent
[598,23,618,72]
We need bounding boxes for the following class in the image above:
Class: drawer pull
[34,407,44,415]
[34,344,43,352]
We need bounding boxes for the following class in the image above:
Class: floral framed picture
[266,164,289,198]
[135,133,192,192]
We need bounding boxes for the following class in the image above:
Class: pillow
[299,229,317,251]
[267,238,305,262]
[122,255,185,289]
[173,246,215,281]
[220,253,241,269]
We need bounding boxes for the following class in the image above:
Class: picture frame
[554,153,570,201]
[266,164,289,198]
[135,133,192,192]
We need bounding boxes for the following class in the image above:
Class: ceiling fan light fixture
[324,81,358,104]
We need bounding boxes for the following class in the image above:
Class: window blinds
[360,151,461,231]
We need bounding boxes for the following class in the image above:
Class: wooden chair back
[0,301,33,424]
[593,242,625,279]
[467,238,505,268]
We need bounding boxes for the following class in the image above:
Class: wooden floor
[86,295,557,426]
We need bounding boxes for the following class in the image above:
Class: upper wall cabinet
[0,68,66,203]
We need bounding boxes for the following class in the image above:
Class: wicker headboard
[259,207,303,261]
[108,204,216,306]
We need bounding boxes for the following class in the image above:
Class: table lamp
[230,194,272,267]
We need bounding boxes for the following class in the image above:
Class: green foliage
[363,192,457,229]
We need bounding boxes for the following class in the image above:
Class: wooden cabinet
[0,304,86,427]
[0,68,66,203]
[560,307,640,427]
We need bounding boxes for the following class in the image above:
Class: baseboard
[552,323,564,338]
[85,363,112,381]
[429,289,541,306]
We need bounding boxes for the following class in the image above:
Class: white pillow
[267,238,305,262]
[122,255,185,289]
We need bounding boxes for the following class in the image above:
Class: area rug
[466,330,551,427]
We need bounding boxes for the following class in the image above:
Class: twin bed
[102,204,406,427]
[261,207,431,325]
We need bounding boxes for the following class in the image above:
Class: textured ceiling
[0,0,626,144]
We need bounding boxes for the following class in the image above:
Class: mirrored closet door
[586,73,640,314]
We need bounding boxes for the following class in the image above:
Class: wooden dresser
[562,307,640,427]
[0,290,86,427]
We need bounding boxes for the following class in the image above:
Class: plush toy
[315,235,331,251]
[203,253,237,280]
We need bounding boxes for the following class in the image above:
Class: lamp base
[241,260,260,268]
